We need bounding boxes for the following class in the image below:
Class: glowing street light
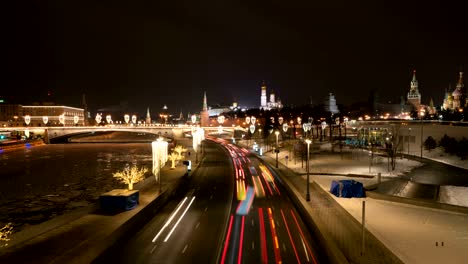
[106,115,112,124]
[152,138,168,192]
[24,115,31,126]
[124,114,130,124]
[191,114,197,124]
[59,114,65,126]
[419,109,425,158]
[43,116,48,126]
[305,139,311,201]
[95,114,102,126]
[74,115,79,125]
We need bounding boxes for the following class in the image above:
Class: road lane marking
[152,197,188,243]
[182,244,188,254]
[204,206,208,212]
[252,241,255,250]
[164,196,196,242]
[150,244,158,254]
[195,222,200,229]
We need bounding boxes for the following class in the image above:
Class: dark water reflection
[0,143,152,202]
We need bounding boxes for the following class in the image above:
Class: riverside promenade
[258,142,468,264]
[0,162,195,264]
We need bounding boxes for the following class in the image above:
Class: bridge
[0,125,244,143]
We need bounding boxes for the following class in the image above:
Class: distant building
[0,103,84,127]
[442,72,466,111]
[260,81,282,110]
[324,93,339,114]
[407,70,421,110]
[200,92,210,127]
[145,107,151,124]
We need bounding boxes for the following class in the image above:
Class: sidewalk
[257,143,468,264]
[0,162,196,264]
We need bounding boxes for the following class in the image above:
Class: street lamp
[305,139,311,201]
[419,110,425,158]
[275,130,280,168]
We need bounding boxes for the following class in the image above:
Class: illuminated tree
[174,145,187,160]
[0,223,13,247]
[168,152,180,169]
[113,165,148,191]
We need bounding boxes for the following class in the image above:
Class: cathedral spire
[411,70,418,91]
[202,91,208,111]
[456,72,464,90]
[145,107,151,124]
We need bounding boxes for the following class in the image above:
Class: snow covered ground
[422,147,468,207]
[259,142,468,264]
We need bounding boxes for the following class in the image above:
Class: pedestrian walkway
[255,143,468,264]
[0,163,195,264]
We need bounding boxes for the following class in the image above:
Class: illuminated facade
[407,70,421,110]
[442,72,466,111]
[260,81,282,110]
[0,104,85,126]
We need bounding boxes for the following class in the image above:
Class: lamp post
[419,110,425,158]
[305,139,311,201]
[275,130,280,168]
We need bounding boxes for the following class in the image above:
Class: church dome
[452,88,462,97]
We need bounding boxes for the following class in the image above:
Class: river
[0,143,154,231]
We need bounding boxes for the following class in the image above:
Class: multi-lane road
[97,137,322,263]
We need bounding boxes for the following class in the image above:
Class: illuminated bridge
[0,125,245,143]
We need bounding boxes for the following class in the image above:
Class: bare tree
[386,124,402,171]
[0,223,13,247]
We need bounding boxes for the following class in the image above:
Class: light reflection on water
[0,143,153,202]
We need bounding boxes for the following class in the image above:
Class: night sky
[5,0,468,115]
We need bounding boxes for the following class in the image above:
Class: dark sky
[5,0,468,115]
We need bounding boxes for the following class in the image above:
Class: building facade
[260,81,282,110]
[1,104,85,127]
[407,70,421,110]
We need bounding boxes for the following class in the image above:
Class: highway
[213,137,321,264]
[96,137,322,263]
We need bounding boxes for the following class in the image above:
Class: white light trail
[301,236,310,262]
[152,197,188,242]
[164,196,196,242]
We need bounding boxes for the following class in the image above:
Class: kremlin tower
[200,91,210,127]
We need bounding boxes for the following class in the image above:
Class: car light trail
[258,208,268,264]
[163,196,196,242]
[220,215,234,264]
[267,208,282,263]
[237,216,245,264]
[252,176,266,198]
[290,210,316,264]
[260,171,274,196]
[280,209,301,263]
[236,187,254,215]
[152,197,188,242]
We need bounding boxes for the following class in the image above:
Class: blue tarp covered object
[330,180,365,198]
